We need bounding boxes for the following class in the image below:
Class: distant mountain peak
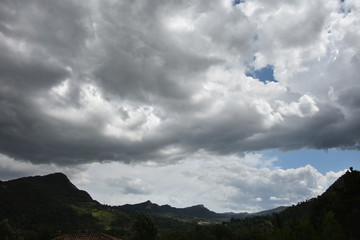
[44,172,73,183]
[2,172,93,203]
[36,172,82,191]
[191,204,205,208]
[48,172,67,177]
[144,200,159,210]
[323,169,360,196]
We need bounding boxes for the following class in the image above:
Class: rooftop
[52,233,121,240]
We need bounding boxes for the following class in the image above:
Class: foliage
[130,214,158,240]
[0,219,23,240]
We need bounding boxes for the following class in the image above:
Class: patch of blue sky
[246,65,278,83]
[263,149,360,174]
[232,0,245,6]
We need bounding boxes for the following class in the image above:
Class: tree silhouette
[130,214,158,240]
[321,211,345,240]
[0,219,23,240]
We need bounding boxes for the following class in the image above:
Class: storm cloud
[0,0,360,165]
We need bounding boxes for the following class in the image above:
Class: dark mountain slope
[119,200,286,222]
[1,172,93,203]
[279,169,360,218]
[0,173,102,233]
[119,201,223,220]
[276,169,360,239]
[160,169,360,240]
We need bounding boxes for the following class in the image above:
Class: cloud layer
[0,0,360,165]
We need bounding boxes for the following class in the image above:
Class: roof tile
[52,233,121,240]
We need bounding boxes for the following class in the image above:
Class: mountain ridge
[118,199,286,221]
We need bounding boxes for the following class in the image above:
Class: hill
[0,173,97,229]
[119,201,220,222]
[0,173,134,239]
[118,201,286,222]
[275,168,360,238]
[159,169,360,240]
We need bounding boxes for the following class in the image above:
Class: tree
[130,214,158,240]
[321,211,345,240]
[0,219,23,240]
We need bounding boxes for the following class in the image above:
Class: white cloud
[270,196,289,201]
[276,94,319,118]
[166,16,196,32]
[107,177,152,195]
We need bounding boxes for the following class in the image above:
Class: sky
[0,0,359,213]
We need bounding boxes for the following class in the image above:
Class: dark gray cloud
[0,0,359,166]
[0,0,90,57]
